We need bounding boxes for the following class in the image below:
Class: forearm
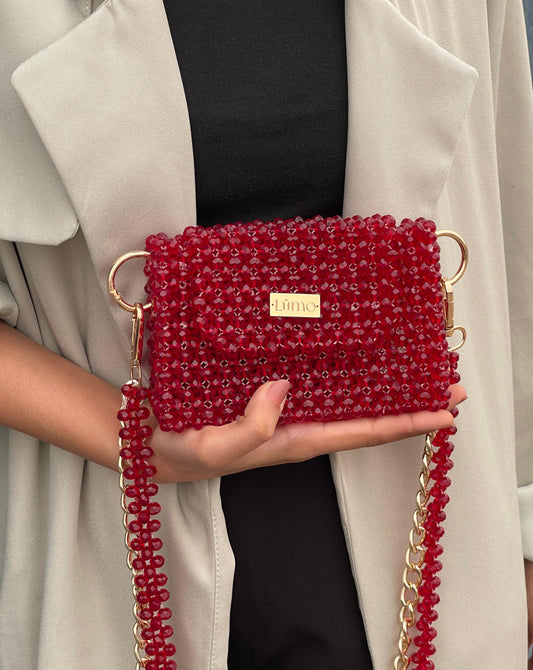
[0,321,122,470]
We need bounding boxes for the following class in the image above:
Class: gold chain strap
[118,384,150,670]
[393,231,468,667]
[393,431,435,670]
[120,308,148,668]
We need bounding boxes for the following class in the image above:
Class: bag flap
[145,215,446,363]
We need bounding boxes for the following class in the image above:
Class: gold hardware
[394,432,435,670]
[436,230,468,285]
[441,280,455,333]
[436,230,468,352]
[109,251,151,384]
[108,250,152,313]
[118,382,149,670]
[270,292,321,318]
[130,304,145,385]
[394,229,469,668]
[448,326,467,352]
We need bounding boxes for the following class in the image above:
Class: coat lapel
[12,0,196,304]
[342,0,478,220]
[0,0,84,246]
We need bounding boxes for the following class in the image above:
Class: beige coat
[1,0,532,668]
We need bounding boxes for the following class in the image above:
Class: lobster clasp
[441,279,467,351]
[108,250,152,383]
[436,230,468,352]
[130,303,145,384]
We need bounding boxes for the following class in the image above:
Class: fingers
[290,407,455,457]
[152,382,467,481]
[229,382,467,471]
[448,384,467,410]
[187,379,290,471]
[359,408,454,448]
[285,384,465,458]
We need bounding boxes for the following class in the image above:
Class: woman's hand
[149,380,466,483]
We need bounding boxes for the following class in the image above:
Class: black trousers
[221,456,374,670]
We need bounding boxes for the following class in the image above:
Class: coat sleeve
[494,0,533,560]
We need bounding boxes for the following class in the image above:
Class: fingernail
[267,379,291,409]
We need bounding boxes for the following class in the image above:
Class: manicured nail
[267,379,291,409]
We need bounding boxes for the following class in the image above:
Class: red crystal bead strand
[411,352,461,670]
[118,382,177,670]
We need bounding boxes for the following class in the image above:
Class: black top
[163,0,348,225]
[163,2,373,667]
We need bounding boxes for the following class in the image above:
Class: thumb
[240,378,291,441]
[214,379,290,462]
[247,378,291,417]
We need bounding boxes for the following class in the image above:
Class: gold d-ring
[108,251,152,313]
[436,230,468,285]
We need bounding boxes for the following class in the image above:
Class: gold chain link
[393,431,435,670]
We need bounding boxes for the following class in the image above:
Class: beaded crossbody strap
[109,224,468,670]
[394,231,467,670]
[115,301,177,670]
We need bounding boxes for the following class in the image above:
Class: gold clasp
[436,231,468,351]
[108,251,152,382]
[130,303,145,384]
[442,280,455,332]
[108,250,152,313]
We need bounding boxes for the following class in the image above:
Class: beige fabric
[0,0,532,668]
[0,0,80,245]
[521,484,533,558]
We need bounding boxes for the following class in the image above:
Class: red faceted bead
[121,383,137,397]
[417,606,439,622]
[146,483,159,496]
[119,447,134,459]
[161,625,174,639]
[134,574,149,588]
[139,608,153,621]
[140,628,155,641]
[125,485,141,498]
[127,519,142,533]
[414,660,435,670]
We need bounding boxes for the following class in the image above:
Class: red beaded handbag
[108,214,468,670]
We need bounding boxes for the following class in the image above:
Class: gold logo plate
[269,293,321,318]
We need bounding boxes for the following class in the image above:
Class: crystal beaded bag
[109,214,468,670]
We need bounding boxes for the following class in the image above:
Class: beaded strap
[115,302,177,670]
[394,352,461,670]
[392,231,466,670]
[118,383,177,670]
